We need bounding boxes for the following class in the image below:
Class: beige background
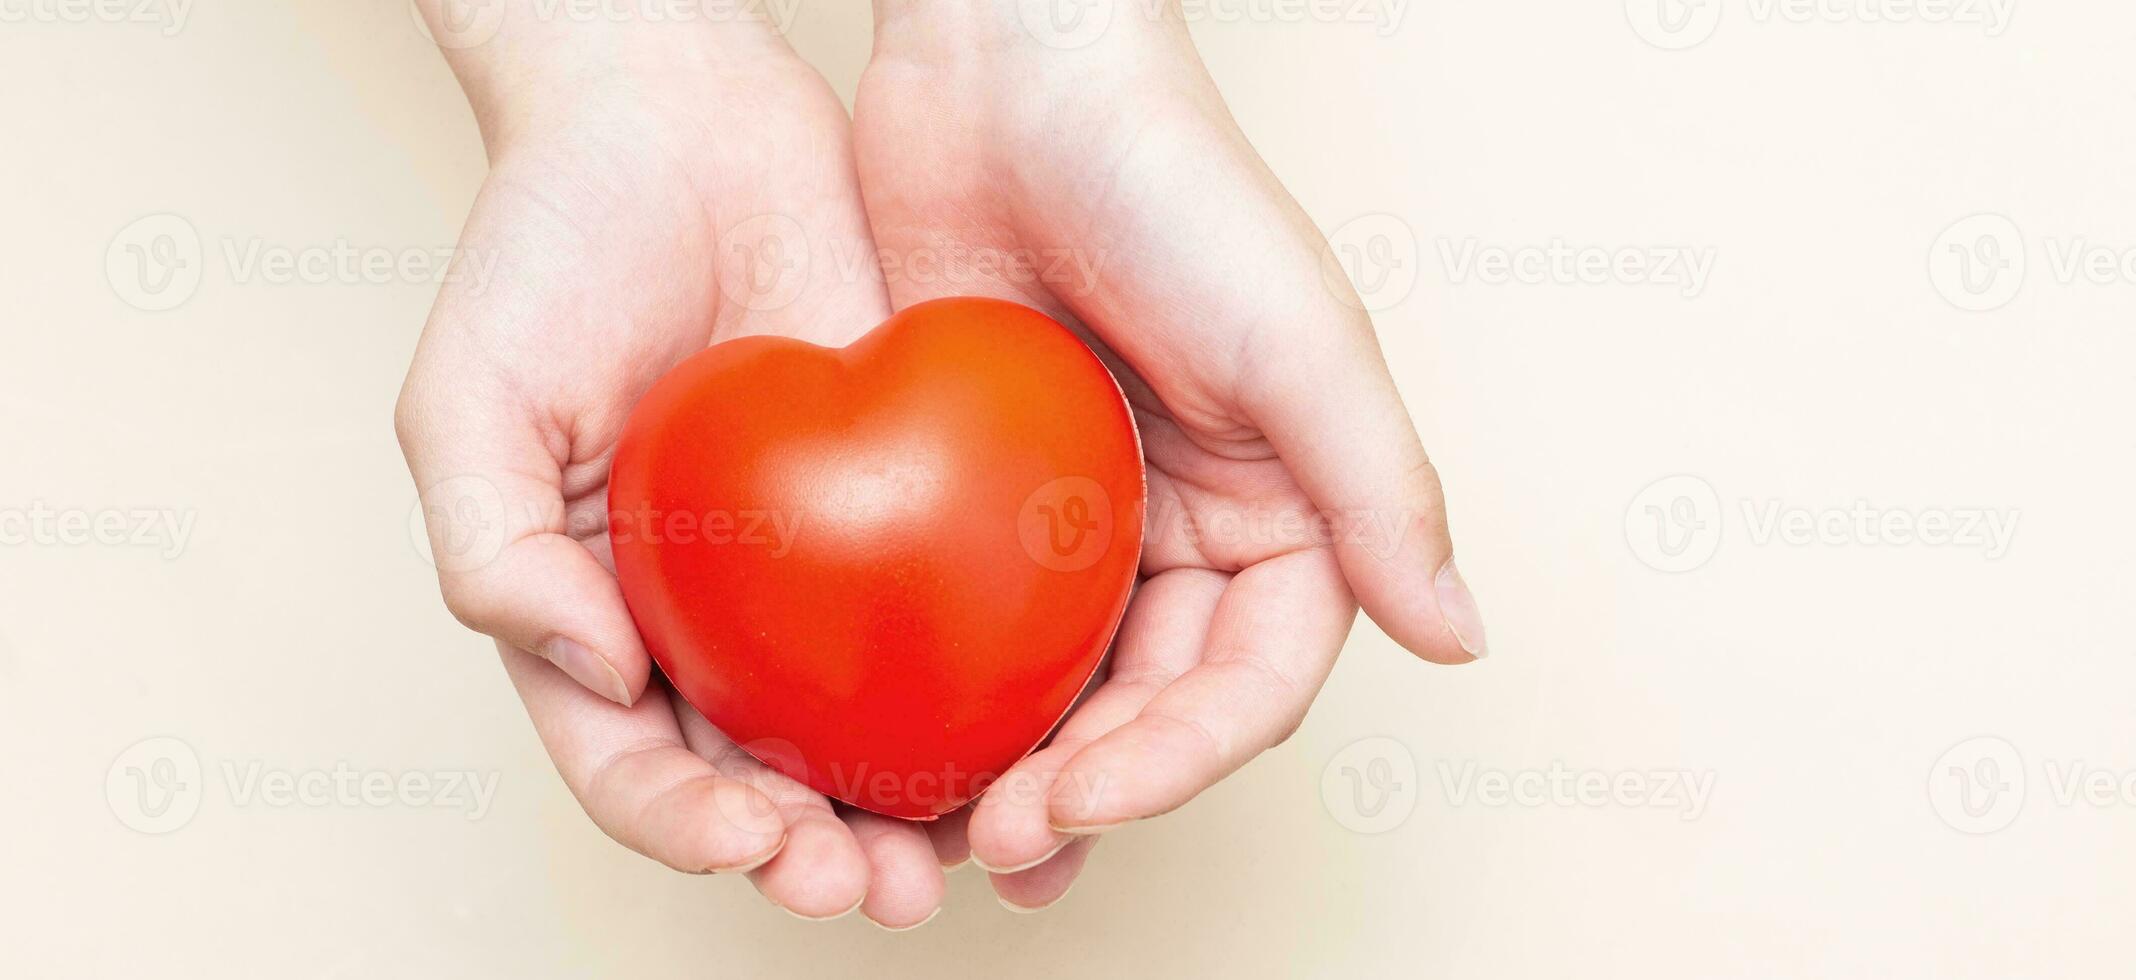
[4,1,2130,976]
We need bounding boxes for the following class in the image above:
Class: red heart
[609,297,1144,818]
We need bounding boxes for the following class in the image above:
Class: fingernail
[971,838,1069,875]
[940,855,972,872]
[779,894,865,922]
[1047,819,1124,836]
[544,636,632,704]
[729,849,780,874]
[709,836,785,875]
[871,907,943,932]
[998,884,1074,914]
[1043,779,1119,835]
[704,787,789,872]
[1433,558,1489,660]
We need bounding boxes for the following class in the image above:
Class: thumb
[396,374,651,705]
[1240,308,1488,665]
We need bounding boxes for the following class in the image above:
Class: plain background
[5,1,2131,976]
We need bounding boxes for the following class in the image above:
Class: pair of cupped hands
[398,0,1485,928]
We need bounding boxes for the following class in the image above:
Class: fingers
[1233,299,1486,662]
[447,533,645,705]
[969,569,1225,869]
[842,810,948,930]
[394,168,680,707]
[672,702,872,919]
[924,805,975,871]
[968,742,1082,874]
[498,642,787,873]
[1047,550,1355,832]
[861,49,1481,668]
[399,367,652,704]
[990,837,1098,914]
[678,700,951,929]
[670,675,946,931]
[400,37,901,701]
[745,808,869,920]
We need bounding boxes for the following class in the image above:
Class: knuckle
[436,571,499,634]
[391,375,430,455]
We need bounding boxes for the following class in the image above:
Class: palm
[850,28,1393,903]
[409,10,1476,921]
[403,86,958,925]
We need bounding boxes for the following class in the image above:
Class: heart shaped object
[609,297,1144,818]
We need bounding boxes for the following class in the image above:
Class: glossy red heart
[609,297,1144,818]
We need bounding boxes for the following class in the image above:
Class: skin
[399,0,1485,927]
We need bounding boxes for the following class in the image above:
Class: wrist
[870,0,1193,62]
[417,0,804,151]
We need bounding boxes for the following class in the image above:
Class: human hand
[852,0,1488,909]
[397,6,950,928]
